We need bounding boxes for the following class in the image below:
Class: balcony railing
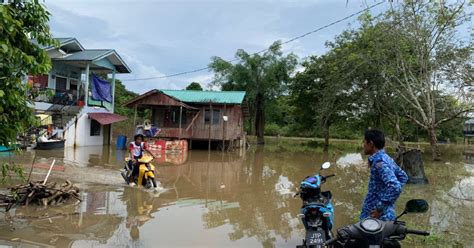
[88,97,113,111]
[29,88,80,105]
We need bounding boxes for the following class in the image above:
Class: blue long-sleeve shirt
[360,150,408,221]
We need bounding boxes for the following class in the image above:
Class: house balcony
[29,87,83,106]
[29,87,113,111]
[154,128,191,139]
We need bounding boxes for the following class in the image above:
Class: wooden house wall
[150,104,244,141]
[134,92,183,107]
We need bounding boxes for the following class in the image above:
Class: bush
[265,123,283,136]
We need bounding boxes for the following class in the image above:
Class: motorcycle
[121,154,159,190]
[296,162,335,248]
[325,199,430,248]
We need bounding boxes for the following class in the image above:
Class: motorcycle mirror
[405,199,429,213]
[321,162,331,170]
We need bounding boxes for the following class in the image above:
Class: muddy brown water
[0,144,472,247]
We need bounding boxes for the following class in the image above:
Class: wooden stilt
[133,104,137,136]
[179,105,183,140]
[208,102,212,151]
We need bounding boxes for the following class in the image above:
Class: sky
[45,0,388,94]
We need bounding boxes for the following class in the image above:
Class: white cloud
[182,73,214,90]
[118,54,181,93]
[45,0,392,95]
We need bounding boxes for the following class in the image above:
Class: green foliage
[0,1,56,147]
[185,82,203,91]
[264,123,290,136]
[111,79,138,117]
[359,1,473,159]
[1,162,25,184]
[289,48,359,150]
[280,1,471,155]
[209,41,298,144]
[109,79,139,138]
[0,2,55,184]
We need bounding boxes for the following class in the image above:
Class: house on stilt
[124,90,248,150]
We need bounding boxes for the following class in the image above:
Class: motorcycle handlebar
[406,229,430,236]
[323,174,335,180]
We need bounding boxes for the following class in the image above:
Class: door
[103,124,111,145]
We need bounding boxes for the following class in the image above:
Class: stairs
[64,108,85,131]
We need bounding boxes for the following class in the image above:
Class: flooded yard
[0,142,472,247]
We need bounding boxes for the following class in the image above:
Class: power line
[123,1,385,82]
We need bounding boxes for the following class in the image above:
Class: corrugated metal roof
[161,90,246,104]
[56,37,75,44]
[61,49,112,61]
[88,112,128,125]
[32,38,80,50]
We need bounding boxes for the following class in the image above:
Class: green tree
[372,1,473,160]
[290,52,356,151]
[0,1,56,182]
[209,41,297,145]
[185,82,203,91]
[326,21,409,145]
[110,79,138,117]
[0,1,56,145]
[318,4,472,157]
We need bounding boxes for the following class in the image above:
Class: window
[55,76,67,92]
[204,109,220,125]
[171,109,187,124]
[90,119,101,136]
[163,108,187,127]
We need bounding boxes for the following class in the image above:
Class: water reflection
[0,145,471,247]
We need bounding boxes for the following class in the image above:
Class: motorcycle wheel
[146,178,156,189]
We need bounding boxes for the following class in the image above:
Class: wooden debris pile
[0,180,81,211]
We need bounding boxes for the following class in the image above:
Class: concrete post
[84,63,90,106]
[111,70,116,112]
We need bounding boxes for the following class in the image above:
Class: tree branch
[436,108,474,125]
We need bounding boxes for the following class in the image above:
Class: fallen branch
[0,180,81,211]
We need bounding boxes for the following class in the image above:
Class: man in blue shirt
[361,129,409,221]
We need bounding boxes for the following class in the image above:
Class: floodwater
[0,143,472,247]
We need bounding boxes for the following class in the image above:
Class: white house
[28,38,130,147]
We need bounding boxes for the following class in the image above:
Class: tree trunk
[255,92,265,145]
[427,125,441,161]
[248,118,254,136]
[394,116,405,146]
[322,118,330,152]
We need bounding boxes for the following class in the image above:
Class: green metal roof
[161,90,246,104]
[32,37,84,51]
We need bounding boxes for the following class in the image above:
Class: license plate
[307,230,325,246]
